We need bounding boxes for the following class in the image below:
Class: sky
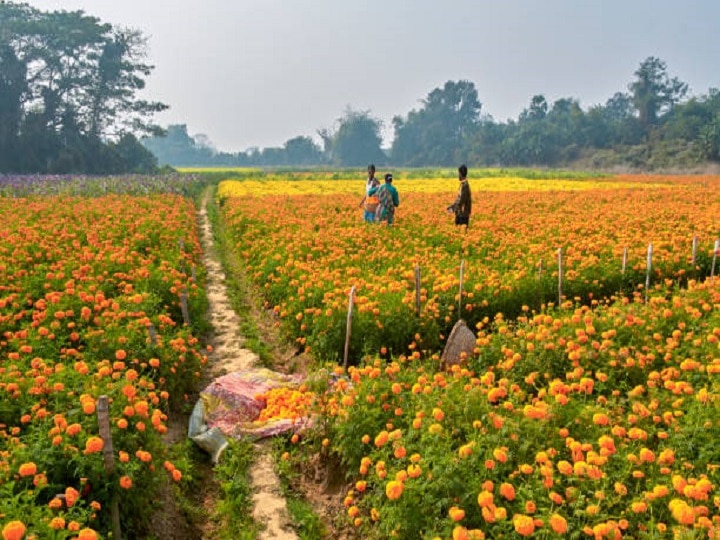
[26,0,720,152]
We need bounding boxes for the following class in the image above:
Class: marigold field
[0,170,719,539]
[0,177,209,539]
[217,172,720,539]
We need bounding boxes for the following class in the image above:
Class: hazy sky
[27,0,720,152]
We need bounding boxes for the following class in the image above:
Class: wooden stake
[414,265,421,316]
[147,322,158,346]
[691,236,698,266]
[180,287,190,326]
[97,396,122,540]
[343,286,356,370]
[458,260,465,321]
[712,239,719,279]
[557,248,563,306]
[621,247,628,274]
[645,243,653,302]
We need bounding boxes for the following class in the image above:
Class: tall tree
[0,43,27,170]
[391,80,481,166]
[0,3,166,172]
[630,56,688,129]
[330,108,384,167]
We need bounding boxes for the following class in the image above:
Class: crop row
[0,194,207,538]
[217,176,719,363]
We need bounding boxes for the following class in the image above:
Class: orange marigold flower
[49,517,65,530]
[499,483,516,501]
[83,436,104,454]
[549,513,567,534]
[77,529,98,540]
[65,486,79,507]
[374,431,389,447]
[2,520,26,540]
[65,423,82,436]
[18,462,37,477]
[119,476,133,489]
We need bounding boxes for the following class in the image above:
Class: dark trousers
[455,215,469,226]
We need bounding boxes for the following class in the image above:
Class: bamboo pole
[343,286,356,370]
[97,396,122,540]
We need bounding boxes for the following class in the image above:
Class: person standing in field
[359,163,381,222]
[447,164,471,228]
[370,173,399,225]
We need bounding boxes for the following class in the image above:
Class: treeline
[145,58,720,170]
[0,4,163,174]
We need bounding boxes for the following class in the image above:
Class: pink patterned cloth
[199,368,311,438]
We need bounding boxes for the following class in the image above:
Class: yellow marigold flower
[449,506,466,522]
[452,526,469,540]
[557,460,573,475]
[385,480,404,500]
[407,464,422,478]
[669,498,694,525]
[513,514,535,536]
[477,490,494,508]
[519,463,534,474]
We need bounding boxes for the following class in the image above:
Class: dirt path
[197,188,299,540]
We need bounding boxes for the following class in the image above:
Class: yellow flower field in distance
[217,173,680,198]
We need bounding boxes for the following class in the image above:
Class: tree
[330,108,384,167]
[0,3,166,172]
[391,80,481,166]
[284,136,322,165]
[520,94,548,122]
[0,43,27,170]
[630,57,688,130]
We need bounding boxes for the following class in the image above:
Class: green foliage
[213,440,259,540]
